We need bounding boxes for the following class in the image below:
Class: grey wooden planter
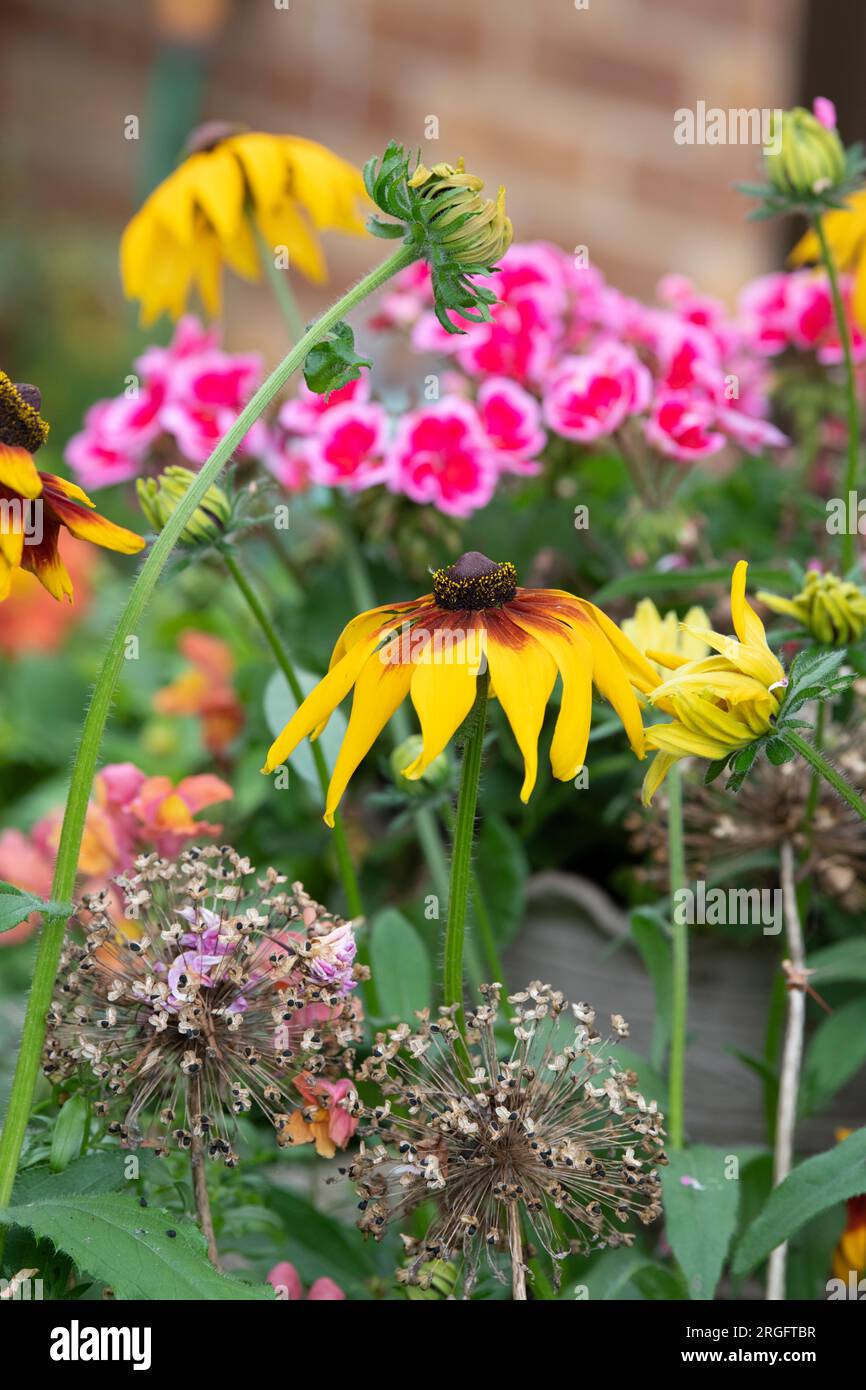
[505,871,864,1152]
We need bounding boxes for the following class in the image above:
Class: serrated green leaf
[369,908,432,1022]
[13,1151,153,1204]
[732,1125,866,1276]
[0,879,72,935]
[660,1146,741,1299]
[303,320,372,397]
[0,1194,273,1300]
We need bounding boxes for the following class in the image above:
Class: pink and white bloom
[267,1262,345,1302]
[543,343,652,443]
[277,375,370,436]
[644,391,726,461]
[476,377,545,474]
[307,401,390,492]
[387,397,496,516]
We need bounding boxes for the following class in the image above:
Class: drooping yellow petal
[263,631,385,773]
[47,491,146,555]
[641,751,680,806]
[730,560,768,649]
[230,133,291,216]
[510,613,593,783]
[190,146,245,246]
[559,610,646,757]
[20,523,74,602]
[573,598,661,697]
[645,721,733,759]
[255,200,327,284]
[0,514,24,568]
[402,626,484,781]
[324,644,414,826]
[0,444,43,498]
[486,617,556,801]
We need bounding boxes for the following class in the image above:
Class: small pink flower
[277,376,370,435]
[476,377,545,475]
[308,402,390,491]
[543,343,652,443]
[65,399,152,490]
[387,397,496,516]
[294,1074,359,1151]
[262,431,314,494]
[0,829,54,946]
[813,96,837,131]
[644,390,726,461]
[126,773,233,858]
[267,1261,345,1301]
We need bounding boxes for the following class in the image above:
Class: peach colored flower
[153,630,244,754]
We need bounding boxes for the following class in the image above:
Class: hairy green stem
[814,217,861,572]
[0,244,416,1212]
[666,764,688,1150]
[784,727,866,822]
[221,549,363,923]
[443,672,489,1034]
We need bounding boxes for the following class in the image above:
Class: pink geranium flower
[307,401,390,491]
[644,390,726,461]
[277,376,370,435]
[543,342,652,443]
[387,397,496,516]
[476,377,545,474]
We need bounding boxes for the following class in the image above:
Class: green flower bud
[390,734,450,796]
[137,466,230,545]
[758,570,866,645]
[765,107,846,199]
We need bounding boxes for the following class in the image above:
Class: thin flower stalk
[813,217,861,573]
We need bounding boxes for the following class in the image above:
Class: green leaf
[263,669,347,796]
[799,997,866,1116]
[807,938,866,986]
[13,1152,152,1204]
[732,1125,866,1276]
[267,1187,381,1297]
[369,908,432,1022]
[0,1194,273,1300]
[475,815,528,948]
[49,1096,88,1173]
[592,564,789,604]
[629,908,672,1072]
[765,736,797,766]
[302,320,372,397]
[0,879,72,935]
[661,1146,741,1299]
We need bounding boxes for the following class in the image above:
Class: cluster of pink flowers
[66,317,266,490]
[369,246,791,486]
[0,762,232,945]
[69,245,865,520]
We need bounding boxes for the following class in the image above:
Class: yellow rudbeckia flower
[121,124,368,325]
[0,376,144,601]
[790,190,866,327]
[640,561,787,805]
[622,597,710,676]
[263,551,658,826]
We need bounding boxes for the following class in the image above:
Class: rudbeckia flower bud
[365,143,512,332]
[758,570,866,646]
[765,106,846,198]
[137,466,230,545]
[390,735,450,795]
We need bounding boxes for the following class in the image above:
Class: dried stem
[509,1206,527,1301]
[190,1078,220,1269]
[766,839,806,1301]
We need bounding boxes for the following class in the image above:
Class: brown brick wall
[2,0,805,347]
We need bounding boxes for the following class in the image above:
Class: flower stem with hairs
[0,242,416,1216]
[813,216,861,572]
[783,728,866,823]
[666,763,688,1150]
[443,670,490,1038]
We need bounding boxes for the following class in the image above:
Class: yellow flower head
[622,598,710,677]
[640,562,787,805]
[407,158,513,269]
[121,125,368,325]
[263,550,658,826]
[758,569,866,646]
[0,376,144,602]
[791,189,866,327]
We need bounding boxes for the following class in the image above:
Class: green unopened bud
[390,735,450,796]
[758,570,866,645]
[765,107,846,198]
[137,466,230,545]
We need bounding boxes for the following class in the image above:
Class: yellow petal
[486,618,556,801]
[403,627,484,780]
[263,631,385,773]
[575,599,661,696]
[559,611,646,757]
[255,201,326,284]
[47,490,146,555]
[510,613,593,783]
[191,146,245,246]
[323,644,413,826]
[0,445,43,499]
[230,133,291,215]
[729,560,768,649]
[641,751,680,806]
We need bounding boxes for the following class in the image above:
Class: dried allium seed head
[347,981,666,1295]
[43,847,362,1167]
